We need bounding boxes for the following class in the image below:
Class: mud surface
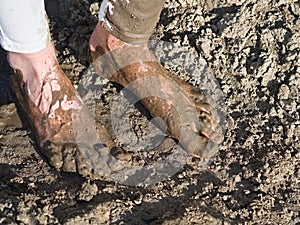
[0,0,299,224]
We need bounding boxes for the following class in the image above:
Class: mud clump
[0,0,299,224]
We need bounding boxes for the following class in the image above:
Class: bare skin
[8,42,59,114]
[89,22,221,157]
[9,21,219,178]
[9,42,92,174]
[8,41,118,178]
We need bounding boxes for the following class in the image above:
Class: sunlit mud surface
[0,0,299,224]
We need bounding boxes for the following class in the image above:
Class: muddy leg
[89,22,222,157]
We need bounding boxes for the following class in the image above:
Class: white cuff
[0,0,50,53]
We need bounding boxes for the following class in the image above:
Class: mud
[0,0,299,224]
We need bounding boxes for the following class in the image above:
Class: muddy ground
[0,0,299,224]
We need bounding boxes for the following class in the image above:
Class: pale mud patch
[0,104,22,130]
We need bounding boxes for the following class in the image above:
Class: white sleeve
[0,0,50,53]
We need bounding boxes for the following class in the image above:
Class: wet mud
[0,0,299,224]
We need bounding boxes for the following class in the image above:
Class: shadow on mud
[1,1,292,224]
[0,48,11,106]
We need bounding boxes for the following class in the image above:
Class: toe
[62,144,77,173]
[75,151,93,178]
[183,135,209,157]
[50,152,63,169]
[41,142,63,170]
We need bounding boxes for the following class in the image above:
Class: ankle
[8,42,58,84]
[8,42,63,109]
[89,22,127,53]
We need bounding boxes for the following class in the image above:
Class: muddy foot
[10,64,120,179]
[92,43,222,157]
